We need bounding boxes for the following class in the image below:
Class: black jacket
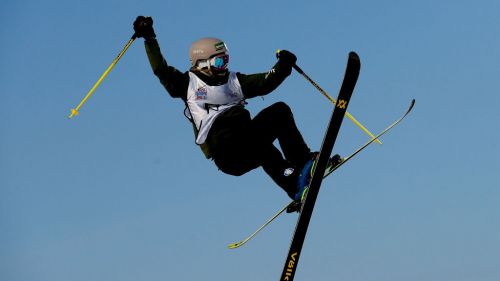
[144,39,293,158]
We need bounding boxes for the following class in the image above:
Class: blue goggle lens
[210,54,229,70]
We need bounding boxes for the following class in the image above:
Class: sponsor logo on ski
[283,252,298,280]
[337,99,347,109]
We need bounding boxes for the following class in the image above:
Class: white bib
[185,71,245,144]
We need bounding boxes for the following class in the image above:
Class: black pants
[208,102,311,198]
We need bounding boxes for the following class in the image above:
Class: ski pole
[292,63,382,144]
[68,34,137,119]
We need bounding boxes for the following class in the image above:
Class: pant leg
[214,142,299,198]
[210,102,311,199]
[250,102,311,167]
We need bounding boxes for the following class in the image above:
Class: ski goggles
[209,53,229,70]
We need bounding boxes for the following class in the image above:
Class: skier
[133,16,340,209]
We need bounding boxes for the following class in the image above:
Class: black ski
[280,52,360,281]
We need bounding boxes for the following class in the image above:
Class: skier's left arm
[237,50,297,99]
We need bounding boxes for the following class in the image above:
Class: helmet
[189,37,228,68]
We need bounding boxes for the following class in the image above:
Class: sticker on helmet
[214,42,226,51]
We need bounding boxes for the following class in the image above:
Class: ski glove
[276,49,297,67]
[133,16,156,40]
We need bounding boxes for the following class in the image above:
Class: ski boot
[323,153,344,175]
[286,153,318,213]
[286,154,343,213]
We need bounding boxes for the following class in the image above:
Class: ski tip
[228,242,242,249]
[348,51,360,61]
[406,99,416,114]
[347,52,361,71]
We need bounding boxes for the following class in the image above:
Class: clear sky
[1,0,499,280]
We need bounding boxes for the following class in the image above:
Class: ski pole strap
[293,63,382,144]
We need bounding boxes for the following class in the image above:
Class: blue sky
[1,0,499,280]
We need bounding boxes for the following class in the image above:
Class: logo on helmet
[214,42,227,51]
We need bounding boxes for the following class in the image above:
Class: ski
[228,201,293,249]
[279,51,360,281]
[227,100,415,249]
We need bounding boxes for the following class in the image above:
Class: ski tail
[227,201,293,249]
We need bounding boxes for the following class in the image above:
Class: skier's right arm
[144,39,189,99]
[134,16,189,99]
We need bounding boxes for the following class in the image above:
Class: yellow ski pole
[68,34,137,119]
[292,63,382,144]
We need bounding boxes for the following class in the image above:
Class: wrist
[144,35,156,42]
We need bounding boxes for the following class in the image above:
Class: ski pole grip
[276,49,302,74]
